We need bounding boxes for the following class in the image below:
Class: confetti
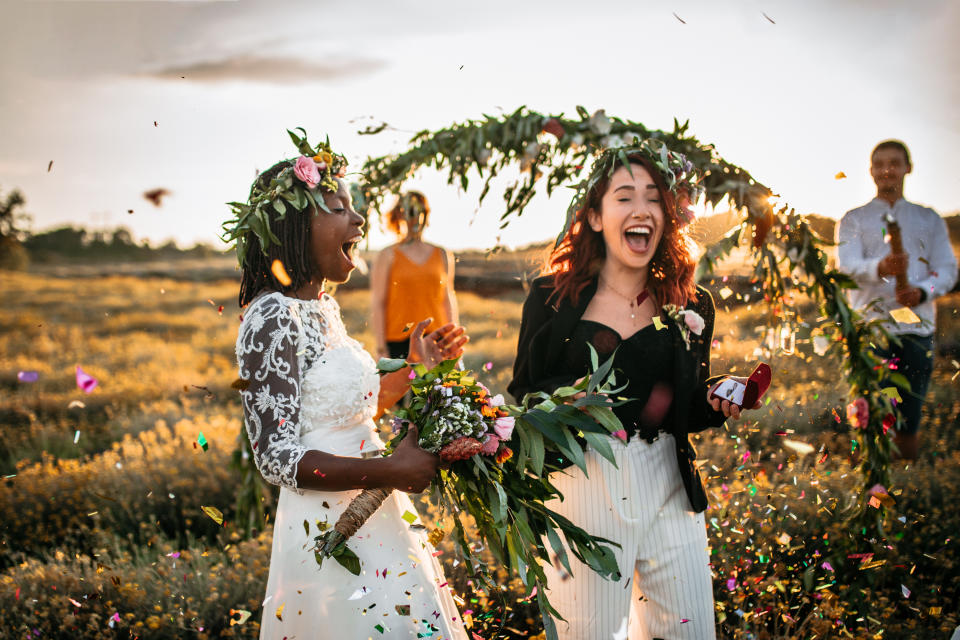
[719,286,733,300]
[889,306,921,324]
[197,431,209,451]
[483,361,493,370]
[143,188,170,207]
[401,510,418,524]
[652,316,666,331]
[881,387,902,403]
[395,604,411,616]
[229,609,252,625]
[201,505,224,525]
[834,171,847,179]
[275,603,284,621]
[672,11,686,23]
[75,365,98,393]
[17,371,39,383]
[74,430,80,444]
[271,259,292,286]
[47,160,53,172]
[901,584,911,598]
[348,587,368,600]
[782,439,814,455]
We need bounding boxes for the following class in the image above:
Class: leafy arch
[360,106,899,529]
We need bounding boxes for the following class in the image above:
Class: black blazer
[508,274,727,513]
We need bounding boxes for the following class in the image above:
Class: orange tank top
[384,245,450,341]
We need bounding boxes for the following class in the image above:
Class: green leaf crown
[221,128,349,268]
[559,138,704,245]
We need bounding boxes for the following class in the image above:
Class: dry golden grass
[1,269,958,639]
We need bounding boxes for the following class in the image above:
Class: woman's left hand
[706,376,762,420]
[407,318,469,369]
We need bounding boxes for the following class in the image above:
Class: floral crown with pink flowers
[557,138,704,246]
[221,128,349,267]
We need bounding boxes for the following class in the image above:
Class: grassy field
[1,268,958,639]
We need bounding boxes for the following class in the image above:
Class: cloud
[143,54,385,84]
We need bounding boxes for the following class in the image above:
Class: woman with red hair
[509,142,759,640]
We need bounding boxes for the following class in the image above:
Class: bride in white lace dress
[227,138,469,639]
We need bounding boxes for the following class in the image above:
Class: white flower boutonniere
[662,304,705,351]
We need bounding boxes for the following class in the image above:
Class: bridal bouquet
[312,351,626,638]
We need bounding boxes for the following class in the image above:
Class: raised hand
[407,318,469,368]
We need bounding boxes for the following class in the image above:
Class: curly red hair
[546,154,697,308]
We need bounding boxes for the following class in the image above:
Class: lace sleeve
[236,294,320,490]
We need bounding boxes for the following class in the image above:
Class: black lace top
[559,319,675,441]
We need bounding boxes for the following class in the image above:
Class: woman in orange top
[371,191,459,360]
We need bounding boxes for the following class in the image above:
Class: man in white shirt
[836,140,958,460]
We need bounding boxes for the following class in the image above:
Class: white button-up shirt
[836,197,957,336]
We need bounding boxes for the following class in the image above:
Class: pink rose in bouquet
[494,416,515,440]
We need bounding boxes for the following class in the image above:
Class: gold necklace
[600,277,650,320]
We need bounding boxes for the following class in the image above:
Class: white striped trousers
[541,434,715,640]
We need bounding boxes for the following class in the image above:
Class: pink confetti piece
[726,578,737,591]
[483,361,493,370]
[822,561,834,571]
[612,430,627,442]
[75,365,98,393]
[166,551,180,558]
[408,369,416,379]
[68,597,83,608]
[17,371,38,383]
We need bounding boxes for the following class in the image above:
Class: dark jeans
[872,334,934,435]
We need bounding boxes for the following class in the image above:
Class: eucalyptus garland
[359,106,900,533]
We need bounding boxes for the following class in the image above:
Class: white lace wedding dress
[236,291,467,639]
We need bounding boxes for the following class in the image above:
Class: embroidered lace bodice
[236,291,380,489]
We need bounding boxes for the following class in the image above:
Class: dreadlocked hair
[238,159,322,307]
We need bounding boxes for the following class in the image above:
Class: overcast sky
[1,0,957,251]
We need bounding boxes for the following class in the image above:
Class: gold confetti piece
[719,286,733,300]
[889,306,921,324]
[835,171,847,180]
[652,316,666,331]
[271,259,292,286]
[782,439,814,456]
[881,387,903,403]
[275,603,284,621]
[401,510,417,524]
[229,609,252,626]
[201,505,224,525]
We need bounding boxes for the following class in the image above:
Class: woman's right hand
[387,425,440,493]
